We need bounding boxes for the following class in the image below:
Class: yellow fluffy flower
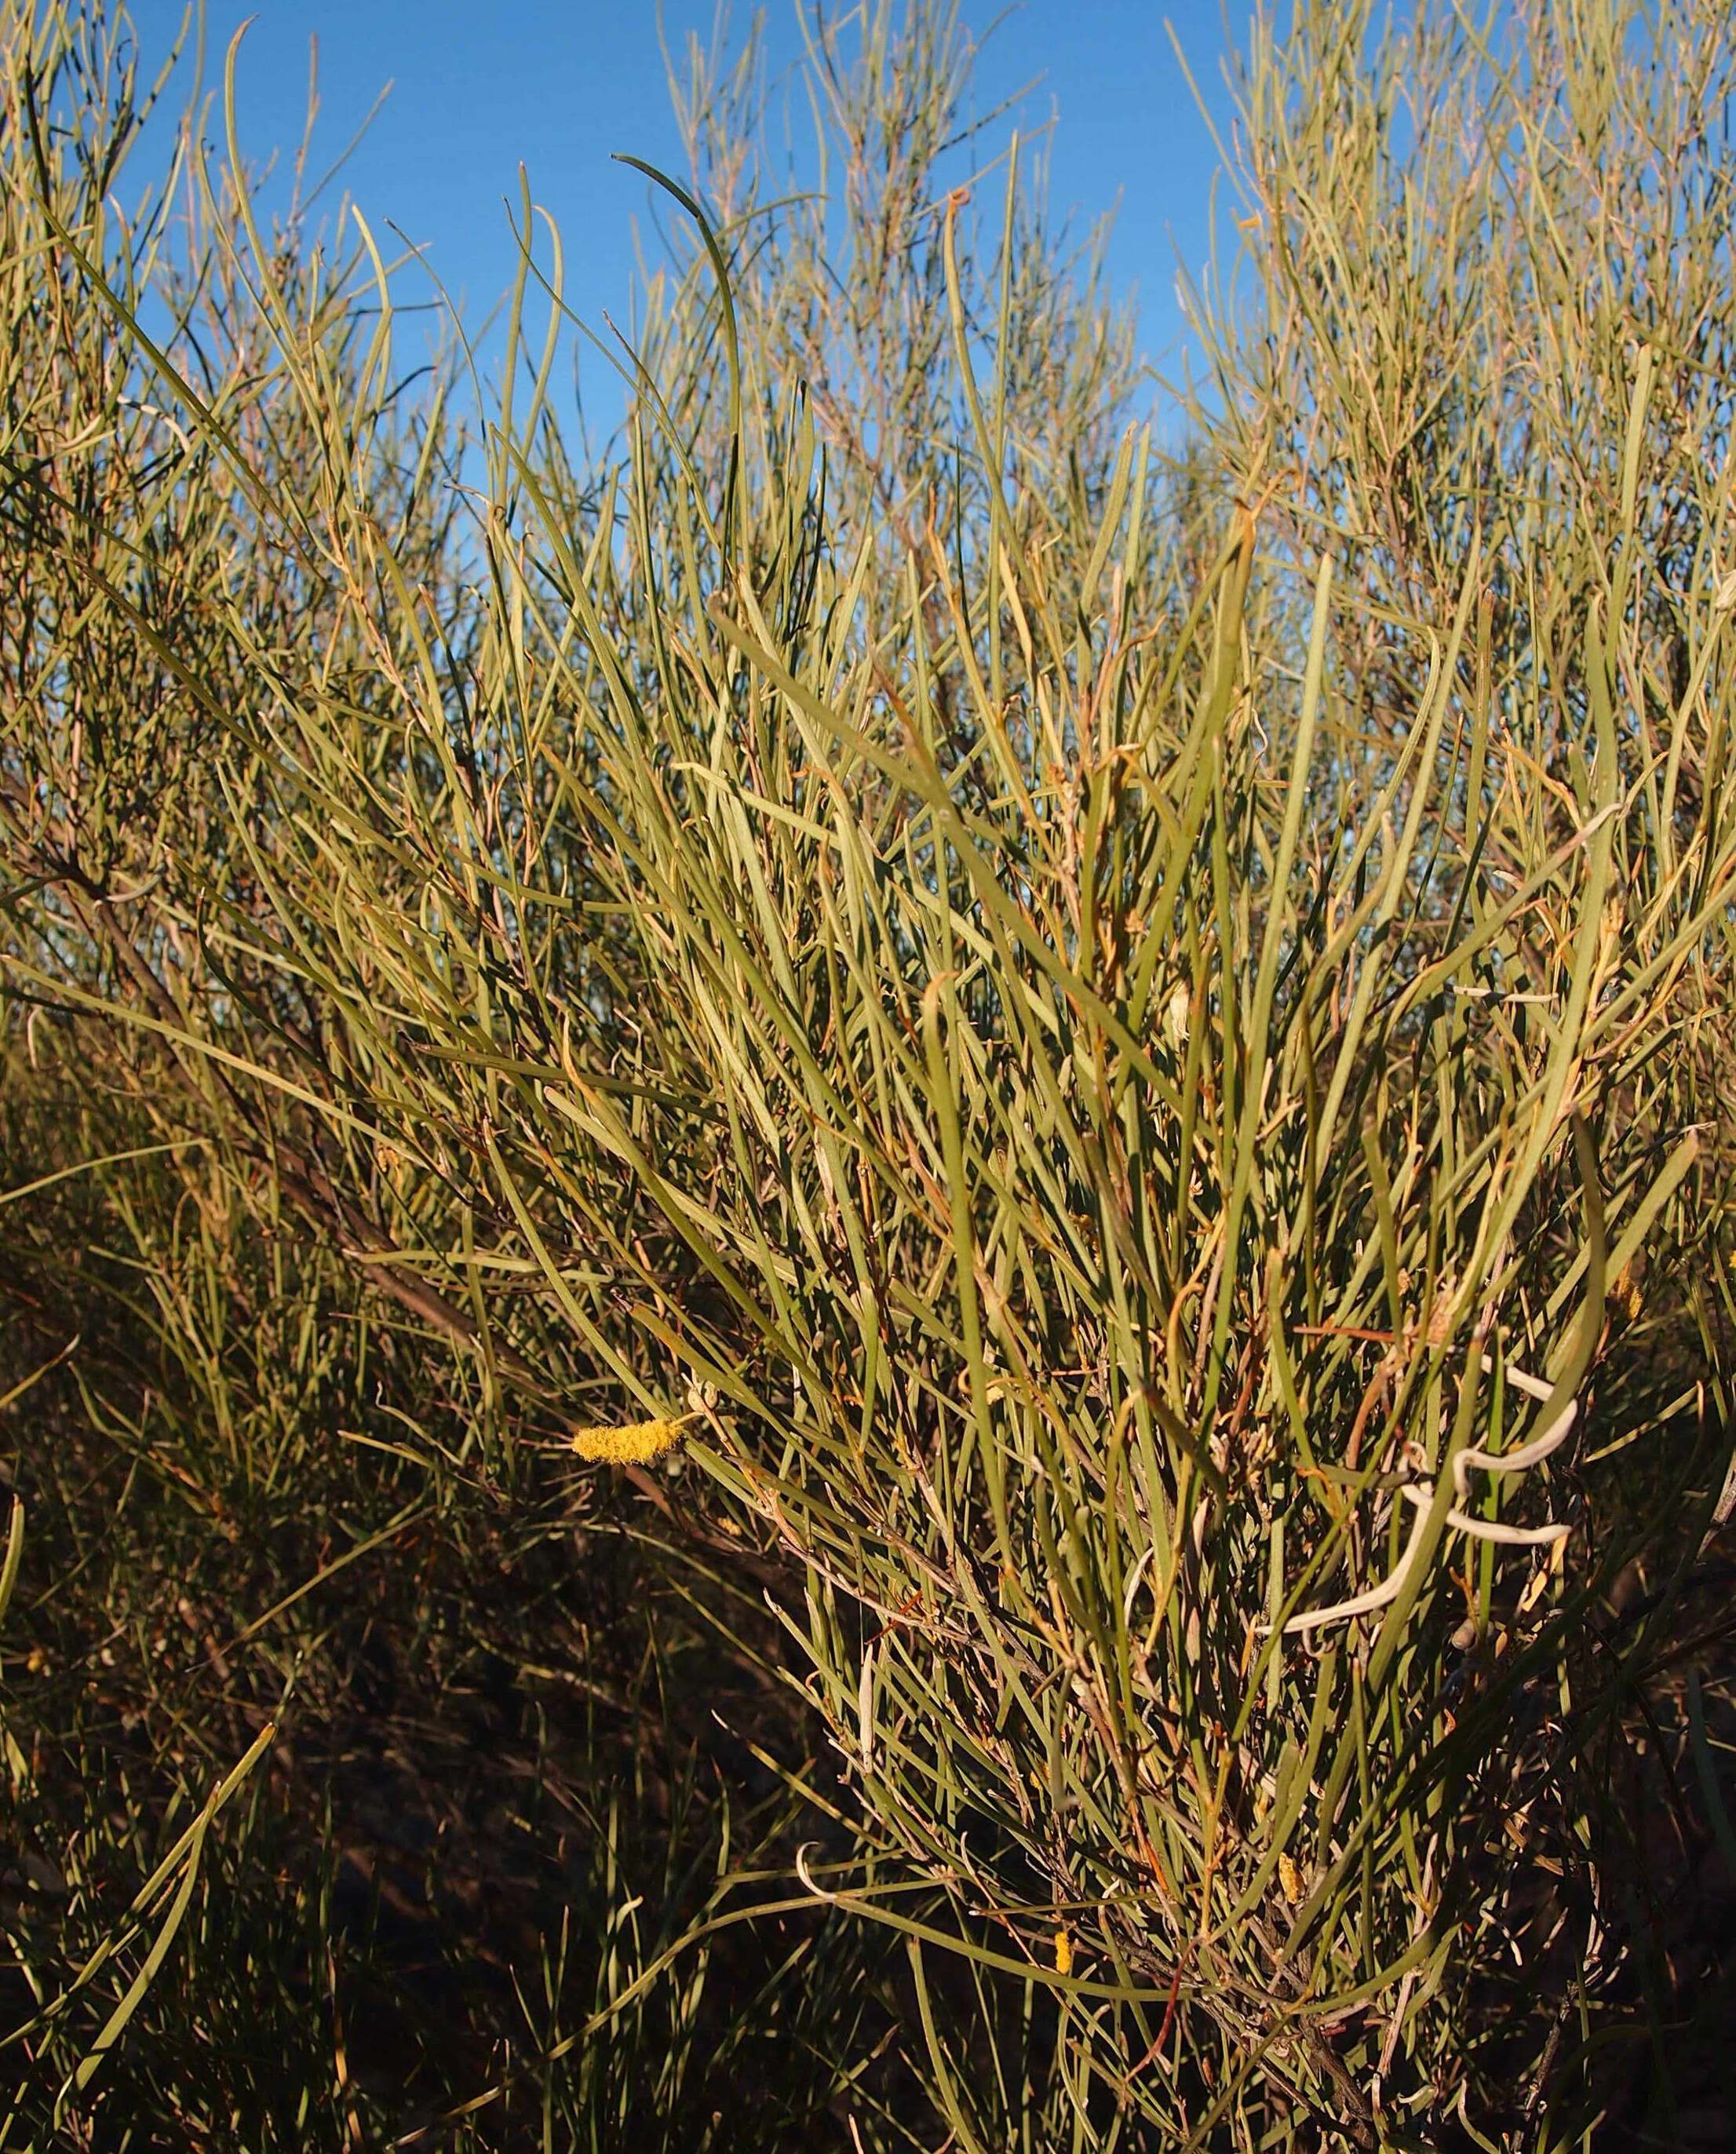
[1052,1927,1073,1977]
[569,1414,695,1465]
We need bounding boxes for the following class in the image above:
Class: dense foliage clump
[2,0,1733,2145]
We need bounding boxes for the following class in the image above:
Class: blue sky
[125,1,1253,434]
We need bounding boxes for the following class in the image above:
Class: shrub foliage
[2,0,1733,2145]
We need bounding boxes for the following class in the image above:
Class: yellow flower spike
[1052,1928,1073,1977]
[568,1414,697,1465]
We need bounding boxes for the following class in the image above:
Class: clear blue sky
[126,1,1253,435]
